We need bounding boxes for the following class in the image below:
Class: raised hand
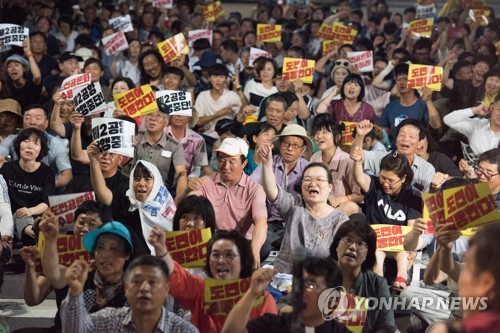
[350,146,365,163]
[148,225,167,255]
[65,260,89,296]
[69,111,84,130]
[39,209,59,240]
[249,268,276,298]
[187,176,204,192]
[355,120,373,137]
[257,144,273,165]
[411,218,428,234]
[435,224,462,251]
[20,246,38,269]
[86,141,101,161]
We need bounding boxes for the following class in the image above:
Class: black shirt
[363,175,423,225]
[7,79,43,110]
[247,313,351,333]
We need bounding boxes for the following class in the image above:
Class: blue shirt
[379,98,429,141]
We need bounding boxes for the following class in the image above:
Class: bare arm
[49,91,66,138]
[148,225,175,274]
[251,216,267,269]
[404,218,427,251]
[351,147,371,193]
[258,144,278,202]
[422,87,441,130]
[55,169,73,188]
[423,247,449,286]
[197,107,233,126]
[292,80,311,120]
[174,166,188,206]
[372,60,395,91]
[88,142,113,206]
[25,39,41,86]
[21,246,54,306]
[39,210,68,289]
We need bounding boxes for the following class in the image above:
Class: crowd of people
[0,0,500,331]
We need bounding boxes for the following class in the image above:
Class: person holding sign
[258,142,350,274]
[465,148,500,208]
[351,138,423,291]
[0,128,55,248]
[61,254,199,333]
[223,257,349,333]
[148,227,277,333]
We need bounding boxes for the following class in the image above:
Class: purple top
[329,100,376,123]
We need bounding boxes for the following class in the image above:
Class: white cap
[215,138,248,157]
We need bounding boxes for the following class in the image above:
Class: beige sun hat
[272,124,314,157]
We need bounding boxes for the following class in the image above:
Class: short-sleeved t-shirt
[379,98,429,139]
[247,313,350,333]
[363,175,423,225]
[0,160,55,212]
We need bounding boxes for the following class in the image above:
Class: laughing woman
[258,143,349,274]
[148,227,277,333]
[0,128,54,249]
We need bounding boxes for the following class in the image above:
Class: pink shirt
[191,173,267,239]
[310,148,361,197]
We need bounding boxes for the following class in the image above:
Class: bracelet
[156,250,168,257]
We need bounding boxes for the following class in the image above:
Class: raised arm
[372,60,395,91]
[221,268,276,333]
[147,225,175,274]
[258,143,278,202]
[50,90,67,138]
[350,146,371,193]
[436,224,462,283]
[39,209,68,289]
[443,103,488,136]
[88,141,113,206]
[403,218,427,251]
[70,111,90,164]
[422,86,441,130]
[24,39,41,86]
[20,246,53,306]
[61,260,92,333]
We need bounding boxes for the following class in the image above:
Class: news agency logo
[318,287,489,320]
[317,287,349,320]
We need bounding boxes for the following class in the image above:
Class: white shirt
[443,107,500,156]
[194,89,241,138]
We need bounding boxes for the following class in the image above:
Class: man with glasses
[472,148,500,208]
[135,109,187,204]
[222,257,349,333]
[249,125,312,252]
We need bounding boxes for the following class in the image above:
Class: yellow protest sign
[165,228,211,267]
[335,293,368,333]
[341,122,357,146]
[331,22,357,44]
[157,33,189,64]
[317,23,335,40]
[469,9,490,26]
[322,40,337,57]
[407,64,443,91]
[204,278,264,315]
[256,24,282,43]
[443,183,500,229]
[372,224,412,251]
[203,1,224,22]
[37,233,91,269]
[409,19,434,38]
[114,84,158,118]
[282,57,315,84]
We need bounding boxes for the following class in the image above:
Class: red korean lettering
[224,281,241,298]
[381,226,391,237]
[174,233,190,249]
[57,237,69,253]
[188,229,202,245]
[210,285,225,300]
[464,202,482,223]
[377,237,388,249]
[476,195,496,215]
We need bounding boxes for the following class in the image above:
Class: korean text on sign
[114,84,158,118]
[157,33,190,64]
[409,19,434,38]
[317,23,335,40]
[37,233,91,268]
[322,40,337,57]
[282,58,315,84]
[109,15,133,32]
[372,224,412,251]
[188,29,213,47]
[204,278,264,315]
[73,82,107,116]
[152,0,173,9]
[249,47,271,67]
[334,293,368,333]
[331,22,357,44]
[102,31,129,56]
[49,192,96,234]
[407,64,443,91]
[156,90,193,116]
[341,122,357,146]
[203,1,224,22]
[0,24,29,47]
[59,73,91,100]
[256,24,282,43]
[165,228,212,267]
[91,118,135,157]
[346,51,373,73]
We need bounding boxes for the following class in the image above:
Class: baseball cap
[83,221,133,254]
[216,137,249,157]
[0,98,22,120]
[5,54,29,69]
[59,51,84,64]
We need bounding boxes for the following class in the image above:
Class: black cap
[59,51,83,63]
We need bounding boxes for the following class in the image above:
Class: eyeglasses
[145,113,165,120]
[378,174,403,187]
[341,236,368,249]
[281,141,305,151]
[304,280,326,292]
[75,220,101,229]
[302,178,329,186]
[335,60,350,67]
[475,167,499,181]
[210,252,240,261]
[266,107,284,114]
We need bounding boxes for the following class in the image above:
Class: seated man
[0,104,73,189]
[222,257,349,333]
[61,255,198,333]
[185,137,268,268]
[250,124,312,250]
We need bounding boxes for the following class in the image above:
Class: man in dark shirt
[30,31,60,82]
[222,257,350,333]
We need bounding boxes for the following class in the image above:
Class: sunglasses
[335,60,350,67]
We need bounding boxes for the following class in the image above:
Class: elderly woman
[351,145,423,290]
[258,141,350,274]
[148,227,277,333]
[318,73,376,124]
[0,128,55,250]
[316,59,353,113]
